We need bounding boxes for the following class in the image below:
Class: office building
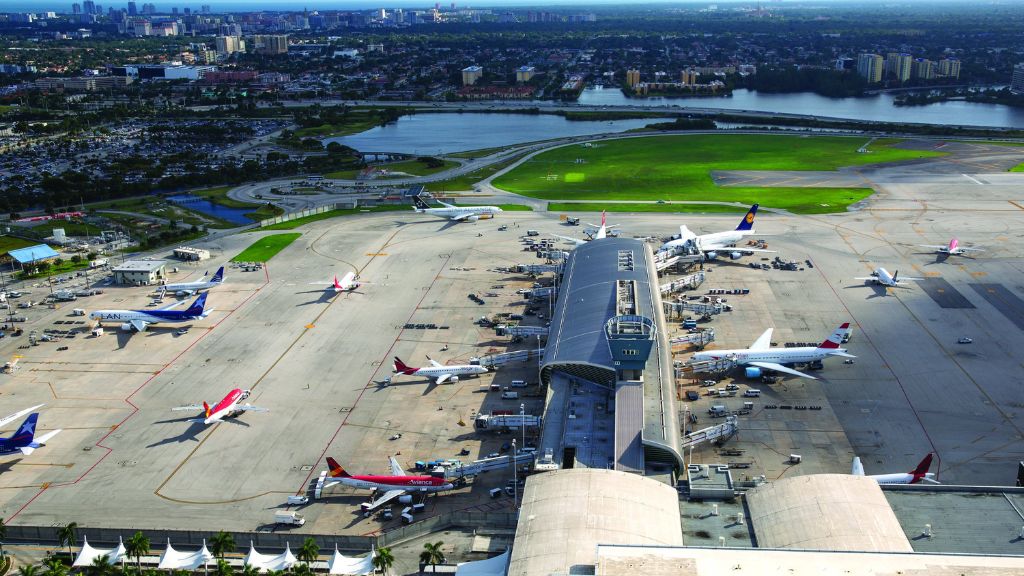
[127,1,136,15]
[1012,63,1024,95]
[82,0,95,14]
[461,65,483,86]
[626,69,640,87]
[516,66,536,83]
[856,53,883,83]
[251,34,289,55]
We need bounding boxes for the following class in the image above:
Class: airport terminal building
[538,237,683,474]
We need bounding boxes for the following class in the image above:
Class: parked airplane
[392,356,488,384]
[412,195,502,222]
[852,453,938,484]
[0,412,61,456]
[325,456,453,512]
[90,293,213,332]
[659,204,774,258]
[689,323,855,380]
[854,267,922,288]
[160,267,225,297]
[312,271,362,294]
[553,211,617,245]
[171,388,268,425]
[920,238,983,256]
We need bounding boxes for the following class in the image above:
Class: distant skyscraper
[626,69,641,87]
[856,53,883,83]
[252,34,289,54]
[912,58,935,80]
[938,59,961,79]
[127,1,136,15]
[885,53,912,82]
[1012,63,1024,95]
[82,0,95,14]
[72,3,82,14]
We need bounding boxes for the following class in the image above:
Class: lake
[167,195,253,225]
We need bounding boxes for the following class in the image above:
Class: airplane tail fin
[393,357,417,375]
[185,293,208,316]
[816,322,850,350]
[326,457,351,478]
[203,401,211,419]
[333,275,342,290]
[601,210,606,227]
[412,195,431,211]
[210,267,225,283]
[10,413,38,447]
[735,204,759,231]
[910,453,934,481]
[851,456,865,476]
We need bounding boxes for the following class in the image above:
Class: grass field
[491,134,944,213]
[547,202,762,214]
[18,258,91,280]
[0,235,44,255]
[231,233,302,262]
[426,152,532,193]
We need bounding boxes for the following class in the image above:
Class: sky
[2,0,697,12]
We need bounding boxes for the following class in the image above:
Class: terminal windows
[622,349,639,356]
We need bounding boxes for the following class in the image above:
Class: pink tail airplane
[325,456,453,512]
[852,453,938,484]
[920,238,984,256]
[311,271,362,294]
[172,388,268,425]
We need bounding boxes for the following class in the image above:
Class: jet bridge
[681,416,739,450]
[660,272,706,294]
[670,328,715,348]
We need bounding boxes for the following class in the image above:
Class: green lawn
[231,233,302,262]
[548,202,760,214]
[0,235,45,255]
[18,258,91,280]
[293,116,384,139]
[492,134,944,213]
[426,152,533,193]
[495,204,533,211]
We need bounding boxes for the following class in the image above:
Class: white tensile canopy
[72,536,127,567]
[157,538,214,570]
[455,549,511,576]
[327,545,375,575]
[243,541,297,572]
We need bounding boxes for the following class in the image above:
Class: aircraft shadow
[0,458,23,474]
[295,289,336,306]
[843,283,890,299]
[366,378,440,396]
[146,419,207,447]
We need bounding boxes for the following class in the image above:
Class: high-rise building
[215,35,243,55]
[127,1,136,15]
[1011,63,1024,95]
[516,66,535,83]
[462,65,483,86]
[251,34,289,54]
[680,69,697,85]
[937,59,961,79]
[885,53,912,82]
[856,53,883,83]
[626,69,641,87]
[912,58,935,80]
[72,3,82,14]
[82,0,95,14]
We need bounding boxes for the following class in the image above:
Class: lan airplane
[90,293,213,332]
[171,388,268,425]
[920,238,983,256]
[689,323,855,380]
[160,267,225,297]
[854,267,922,288]
[325,456,453,512]
[412,195,502,222]
[659,204,773,258]
[393,356,488,384]
[853,453,938,485]
[0,410,61,456]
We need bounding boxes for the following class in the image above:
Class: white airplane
[852,453,938,485]
[171,388,268,425]
[552,211,617,246]
[689,323,855,380]
[311,271,362,294]
[0,410,61,457]
[854,267,922,288]
[392,356,488,384]
[160,267,225,297]
[90,293,213,332]
[325,456,453,512]
[920,238,983,256]
[659,204,774,258]
[412,195,502,222]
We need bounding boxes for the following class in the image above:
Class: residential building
[251,35,289,55]
[215,35,244,56]
[1012,63,1024,94]
[516,66,536,83]
[913,58,935,80]
[885,53,912,82]
[626,69,640,87]
[462,65,483,86]
[680,69,697,85]
[938,59,961,79]
[856,53,883,83]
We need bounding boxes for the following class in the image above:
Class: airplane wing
[157,300,187,311]
[450,213,475,221]
[851,456,865,476]
[130,319,150,332]
[171,404,203,411]
[749,328,773,351]
[827,350,857,358]
[20,429,62,455]
[428,359,443,368]
[388,456,406,476]
[551,234,586,246]
[853,277,876,281]
[896,277,924,282]
[237,404,269,413]
[435,374,452,385]
[0,404,44,429]
[959,247,985,252]
[362,489,406,512]
[919,245,948,250]
[747,361,816,380]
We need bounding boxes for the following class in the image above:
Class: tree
[42,556,67,576]
[213,559,233,576]
[291,564,312,576]
[53,258,64,267]
[239,565,259,576]
[56,523,78,559]
[70,255,82,264]
[0,517,6,559]
[19,565,40,576]
[125,531,150,573]
[419,541,445,573]
[297,538,318,570]
[209,532,235,560]
[86,555,112,576]
[372,548,394,576]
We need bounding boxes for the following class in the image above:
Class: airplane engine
[398,495,413,504]
[729,251,742,260]
[449,375,460,383]
[705,251,718,260]
[466,215,480,222]
[120,322,145,332]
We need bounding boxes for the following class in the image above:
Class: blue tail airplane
[89,292,214,332]
[0,411,61,456]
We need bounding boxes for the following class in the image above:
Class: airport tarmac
[0,144,1023,534]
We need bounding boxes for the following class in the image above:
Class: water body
[167,195,253,225]
[329,113,656,154]
[579,87,1024,129]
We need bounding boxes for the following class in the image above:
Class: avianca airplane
[311,271,362,294]
[90,293,213,332]
[0,411,61,456]
[854,267,922,288]
[393,357,487,384]
[553,211,618,246]
[852,453,938,484]
[690,323,855,380]
[171,388,268,425]
[161,267,225,297]
[920,238,984,256]
[659,204,774,258]
[325,456,453,512]
[412,195,502,222]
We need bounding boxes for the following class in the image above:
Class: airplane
[919,238,984,257]
[689,323,855,380]
[90,293,213,332]
[552,211,617,246]
[852,453,938,485]
[659,204,774,258]
[311,271,362,294]
[171,388,268,425]
[412,195,502,222]
[854,267,922,288]
[0,411,61,456]
[325,456,453,512]
[392,356,488,384]
[160,267,225,297]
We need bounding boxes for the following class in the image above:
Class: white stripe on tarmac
[962,174,985,185]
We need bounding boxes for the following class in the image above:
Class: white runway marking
[962,174,985,185]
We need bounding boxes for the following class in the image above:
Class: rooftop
[8,244,59,264]
[113,259,167,272]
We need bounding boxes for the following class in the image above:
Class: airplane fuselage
[89,309,200,327]
[870,472,934,485]
[205,388,249,424]
[411,365,488,380]
[420,206,500,220]
[692,346,845,366]
[661,229,752,253]
[332,475,452,492]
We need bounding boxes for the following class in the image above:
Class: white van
[501,391,519,400]
[510,380,527,388]
[708,405,727,417]
[71,308,86,316]
[743,389,761,397]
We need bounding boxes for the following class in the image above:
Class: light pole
[520,402,526,455]
[512,438,518,510]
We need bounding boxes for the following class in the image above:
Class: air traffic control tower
[539,237,684,474]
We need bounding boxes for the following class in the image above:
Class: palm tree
[213,559,233,576]
[290,564,311,576]
[0,517,7,560]
[372,548,394,576]
[239,565,259,576]
[264,570,284,576]
[42,556,67,576]
[56,523,78,560]
[296,538,318,571]
[209,532,235,560]
[125,532,150,574]
[19,565,40,576]
[419,541,445,574]
[87,555,112,576]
